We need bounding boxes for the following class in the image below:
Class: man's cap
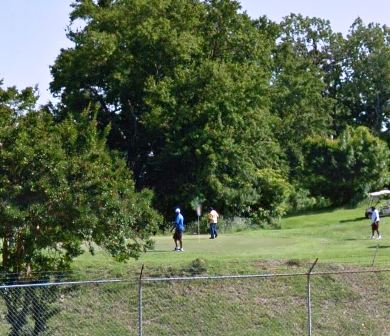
[175,208,180,213]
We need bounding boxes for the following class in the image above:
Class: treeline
[47,0,390,224]
[4,0,390,229]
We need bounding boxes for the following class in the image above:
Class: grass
[1,205,389,335]
[73,204,390,275]
[46,204,388,335]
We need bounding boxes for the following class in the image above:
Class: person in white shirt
[370,206,381,239]
[208,207,219,239]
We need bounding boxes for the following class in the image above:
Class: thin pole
[306,258,318,336]
[138,264,144,336]
[371,243,379,267]
[197,215,200,241]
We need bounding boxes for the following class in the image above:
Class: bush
[250,208,282,229]
[187,258,208,275]
[217,217,256,233]
[288,188,332,212]
[301,127,390,206]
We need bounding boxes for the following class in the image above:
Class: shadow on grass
[339,217,366,223]
[147,250,175,253]
[367,245,390,249]
[285,206,336,218]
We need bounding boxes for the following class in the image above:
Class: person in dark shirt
[173,208,185,251]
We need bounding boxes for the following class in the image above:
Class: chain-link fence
[0,265,389,335]
[310,270,390,335]
[140,273,308,335]
[139,264,390,336]
[0,279,139,336]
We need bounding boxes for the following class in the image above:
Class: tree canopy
[43,0,390,219]
[0,85,161,278]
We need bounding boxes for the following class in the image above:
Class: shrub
[288,188,332,212]
[301,127,390,206]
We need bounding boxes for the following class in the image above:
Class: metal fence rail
[0,266,389,335]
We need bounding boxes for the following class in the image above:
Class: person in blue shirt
[173,208,185,251]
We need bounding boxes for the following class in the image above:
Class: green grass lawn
[65,205,390,335]
[2,205,388,336]
[74,205,390,275]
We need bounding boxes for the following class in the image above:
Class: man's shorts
[173,230,183,240]
[371,221,380,230]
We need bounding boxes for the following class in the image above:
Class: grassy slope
[2,206,386,335]
[72,205,390,335]
[74,205,390,273]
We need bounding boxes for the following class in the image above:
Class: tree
[50,0,289,222]
[144,60,290,220]
[50,0,206,186]
[337,19,390,134]
[302,126,390,205]
[271,14,336,177]
[0,85,161,334]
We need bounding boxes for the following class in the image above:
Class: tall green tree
[270,14,335,176]
[50,0,205,185]
[144,60,290,219]
[339,19,390,134]
[0,85,161,333]
[50,0,288,220]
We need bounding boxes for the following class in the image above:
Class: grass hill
[53,205,389,336]
[75,204,390,273]
[1,205,388,335]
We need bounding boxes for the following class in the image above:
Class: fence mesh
[311,271,390,336]
[0,267,388,336]
[141,276,307,336]
[0,280,139,336]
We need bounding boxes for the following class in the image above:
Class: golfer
[208,207,219,239]
[370,206,381,239]
[173,208,185,251]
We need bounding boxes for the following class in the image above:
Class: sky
[1,0,389,105]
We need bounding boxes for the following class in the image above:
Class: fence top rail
[0,278,127,289]
[142,268,390,282]
[0,268,389,288]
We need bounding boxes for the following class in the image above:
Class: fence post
[138,264,144,336]
[306,258,318,336]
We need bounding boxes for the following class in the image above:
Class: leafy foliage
[50,0,206,183]
[271,14,337,175]
[0,84,161,335]
[144,60,289,219]
[338,19,390,133]
[50,0,290,221]
[48,1,390,218]
[302,126,390,205]
[0,86,161,277]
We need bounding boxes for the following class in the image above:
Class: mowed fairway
[75,205,390,271]
[143,206,389,266]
